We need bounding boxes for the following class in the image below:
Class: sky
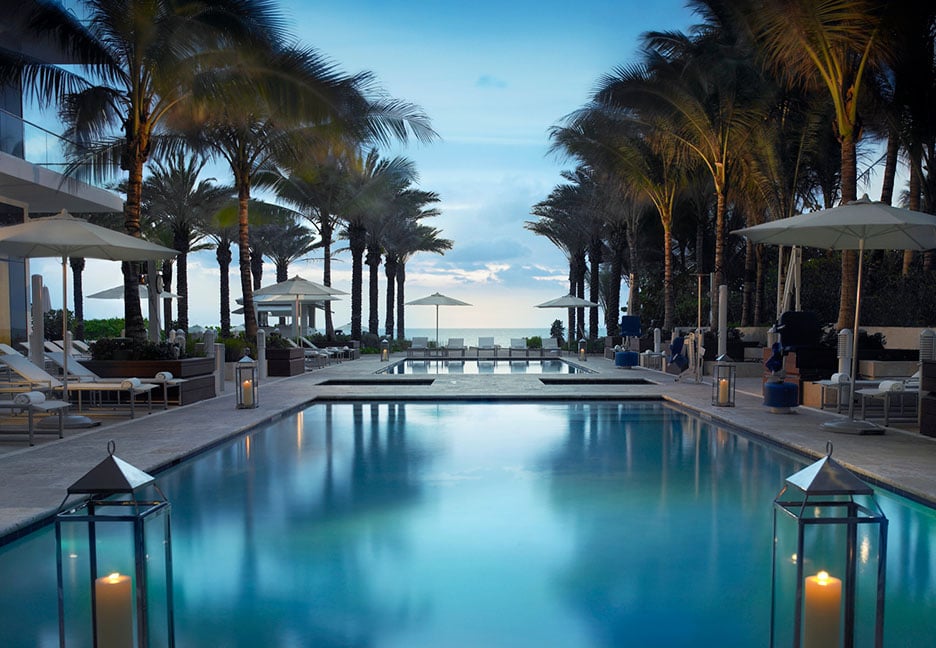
[35,0,699,331]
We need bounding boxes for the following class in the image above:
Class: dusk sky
[36,0,697,331]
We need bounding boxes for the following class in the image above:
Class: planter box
[82,357,215,379]
[266,347,305,376]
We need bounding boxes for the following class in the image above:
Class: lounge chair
[508,338,528,358]
[857,375,920,426]
[541,337,561,357]
[43,351,183,409]
[300,336,347,362]
[285,338,331,368]
[443,338,467,358]
[0,354,156,418]
[408,337,430,358]
[476,337,497,358]
[0,391,70,446]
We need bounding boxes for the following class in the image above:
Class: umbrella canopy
[252,276,345,340]
[536,294,599,309]
[405,292,472,346]
[733,195,936,433]
[88,285,182,300]
[0,210,177,397]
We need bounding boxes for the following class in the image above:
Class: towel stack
[831,372,850,383]
[155,371,174,381]
[878,380,904,392]
[13,391,45,405]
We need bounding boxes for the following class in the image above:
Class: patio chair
[42,351,184,410]
[541,337,561,357]
[858,374,921,426]
[0,354,156,418]
[300,336,347,362]
[286,338,332,367]
[476,337,497,358]
[443,338,467,358]
[508,338,529,358]
[408,337,430,358]
[0,391,70,446]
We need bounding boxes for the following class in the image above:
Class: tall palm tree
[392,225,453,341]
[750,0,897,328]
[16,0,284,342]
[142,152,229,331]
[200,208,239,338]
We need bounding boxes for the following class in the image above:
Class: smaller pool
[377,358,591,375]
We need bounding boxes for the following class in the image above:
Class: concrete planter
[82,357,216,404]
[266,347,305,376]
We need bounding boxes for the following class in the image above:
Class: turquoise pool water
[378,358,588,374]
[1,401,934,646]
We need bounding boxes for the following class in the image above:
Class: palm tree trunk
[218,243,232,338]
[663,222,674,332]
[879,131,900,205]
[177,251,189,332]
[396,262,406,340]
[607,252,622,336]
[237,180,258,340]
[741,239,754,326]
[162,260,173,334]
[837,137,859,330]
[349,223,366,340]
[754,244,764,325]
[366,244,381,335]
[123,153,146,342]
[712,186,726,331]
[588,239,601,340]
[384,256,398,338]
[70,258,85,341]
[320,215,335,340]
[902,158,923,275]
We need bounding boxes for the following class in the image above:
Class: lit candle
[94,572,133,648]
[804,570,841,648]
[718,378,729,405]
[242,379,254,406]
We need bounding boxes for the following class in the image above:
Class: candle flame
[106,573,122,583]
[816,570,830,585]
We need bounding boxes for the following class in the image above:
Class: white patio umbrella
[405,292,472,346]
[0,210,177,402]
[87,285,182,300]
[733,195,936,434]
[535,294,599,309]
[253,276,345,340]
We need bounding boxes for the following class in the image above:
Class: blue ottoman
[763,381,798,413]
[615,351,639,368]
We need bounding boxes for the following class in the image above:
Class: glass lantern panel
[142,508,173,647]
[771,509,800,647]
[58,520,93,647]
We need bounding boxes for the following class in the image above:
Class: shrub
[527,336,543,349]
[221,336,256,362]
[90,337,179,361]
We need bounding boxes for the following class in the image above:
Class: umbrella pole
[436,305,439,348]
[823,239,882,434]
[61,256,68,401]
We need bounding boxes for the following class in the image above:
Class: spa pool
[1,401,934,646]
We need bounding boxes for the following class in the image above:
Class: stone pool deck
[1,352,935,542]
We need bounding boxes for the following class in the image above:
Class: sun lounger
[300,336,348,361]
[508,338,528,358]
[541,337,561,357]
[285,338,331,368]
[443,338,467,358]
[408,337,430,358]
[476,337,497,358]
[858,376,920,426]
[0,391,70,446]
[0,354,156,418]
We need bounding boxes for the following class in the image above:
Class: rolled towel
[831,372,849,383]
[154,371,173,381]
[120,378,142,390]
[878,380,904,392]
[13,391,45,406]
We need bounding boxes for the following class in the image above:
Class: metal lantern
[712,356,736,407]
[578,338,587,361]
[56,441,175,648]
[380,338,390,362]
[235,352,258,409]
[770,443,887,648]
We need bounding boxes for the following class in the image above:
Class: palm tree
[17,0,284,342]
[392,225,453,341]
[200,209,239,338]
[142,152,229,331]
[750,0,898,328]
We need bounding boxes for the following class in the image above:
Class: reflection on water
[1,402,935,647]
[379,359,582,374]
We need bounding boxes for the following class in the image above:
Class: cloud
[443,238,532,264]
[476,74,508,89]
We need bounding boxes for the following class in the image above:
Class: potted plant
[265,333,305,376]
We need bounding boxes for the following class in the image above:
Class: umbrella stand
[822,240,880,434]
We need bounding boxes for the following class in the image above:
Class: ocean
[401,328,607,348]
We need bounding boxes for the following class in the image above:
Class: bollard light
[235,351,258,409]
[770,442,887,648]
[578,338,587,361]
[380,338,390,362]
[712,355,736,407]
[56,441,175,647]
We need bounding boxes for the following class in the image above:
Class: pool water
[378,358,588,374]
[1,401,935,647]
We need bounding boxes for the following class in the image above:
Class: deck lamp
[578,338,587,361]
[236,351,258,409]
[712,355,736,407]
[56,441,175,648]
[381,338,390,362]
[770,442,887,648]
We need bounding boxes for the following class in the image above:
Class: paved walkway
[2,352,935,543]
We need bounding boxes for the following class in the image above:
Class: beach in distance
[387,328,608,348]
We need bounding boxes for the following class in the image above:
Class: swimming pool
[378,358,591,374]
[1,401,934,646]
